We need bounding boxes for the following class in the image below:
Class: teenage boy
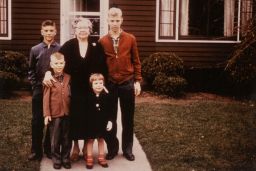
[43,52,71,169]
[28,20,60,161]
[99,7,142,161]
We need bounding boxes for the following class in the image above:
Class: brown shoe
[98,155,108,168]
[70,151,80,162]
[86,155,94,169]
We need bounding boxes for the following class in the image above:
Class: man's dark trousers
[31,86,51,156]
[105,79,135,155]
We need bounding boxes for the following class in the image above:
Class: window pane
[241,0,254,35]
[159,0,175,37]
[0,0,8,36]
[70,0,99,12]
[180,0,238,40]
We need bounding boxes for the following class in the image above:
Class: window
[0,0,11,40]
[61,0,109,44]
[156,0,255,43]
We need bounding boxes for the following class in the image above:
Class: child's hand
[106,121,112,131]
[43,71,56,87]
[44,116,51,125]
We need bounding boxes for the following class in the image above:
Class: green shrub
[142,52,187,97]
[152,73,187,97]
[225,16,256,85]
[0,50,28,79]
[142,52,184,83]
[0,71,20,98]
[225,45,256,84]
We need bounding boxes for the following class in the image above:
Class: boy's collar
[42,41,57,48]
[109,29,123,39]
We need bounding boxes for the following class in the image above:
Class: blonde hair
[108,7,122,17]
[89,73,105,85]
[50,52,64,61]
[72,17,93,33]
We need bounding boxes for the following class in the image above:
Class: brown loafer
[98,155,108,168]
[70,151,80,162]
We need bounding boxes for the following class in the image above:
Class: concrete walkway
[40,102,152,171]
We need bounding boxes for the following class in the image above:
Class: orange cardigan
[43,73,71,118]
[99,31,142,84]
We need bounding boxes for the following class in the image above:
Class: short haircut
[89,73,105,85]
[41,20,56,28]
[72,17,93,33]
[50,52,64,61]
[108,7,122,17]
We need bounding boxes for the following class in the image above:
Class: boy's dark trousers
[105,79,135,155]
[31,87,51,156]
[49,116,71,165]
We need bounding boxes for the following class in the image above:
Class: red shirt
[99,31,142,84]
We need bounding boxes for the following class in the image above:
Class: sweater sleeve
[43,86,51,117]
[28,48,37,88]
[131,35,142,82]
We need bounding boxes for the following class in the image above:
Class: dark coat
[86,90,110,139]
[59,37,107,140]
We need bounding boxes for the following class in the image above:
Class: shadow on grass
[0,100,40,171]
[135,99,256,171]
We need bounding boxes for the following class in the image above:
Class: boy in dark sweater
[43,52,71,169]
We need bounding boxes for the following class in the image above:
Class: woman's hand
[43,71,56,87]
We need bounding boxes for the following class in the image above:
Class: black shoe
[53,163,61,169]
[123,153,135,161]
[105,152,118,160]
[62,162,71,169]
[44,152,52,159]
[28,153,42,161]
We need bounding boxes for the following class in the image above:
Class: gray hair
[72,17,93,33]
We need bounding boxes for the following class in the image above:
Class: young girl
[86,73,112,169]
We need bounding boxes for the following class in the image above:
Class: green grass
[135,100,256,171]
[0,99,40,171]
[1,94,256,171]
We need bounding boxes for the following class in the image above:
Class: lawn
[134,92,256,171]
[0,99,40,171]
[1,92,256,171]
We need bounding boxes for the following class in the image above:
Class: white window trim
[155,0,241,43]
[60,0,109,45]
[0,0,12,40]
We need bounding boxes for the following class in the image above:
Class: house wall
[0,0,60,56]
[110,0,236,68]
[0,0,238,68]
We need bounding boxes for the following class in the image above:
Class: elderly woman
[43,18,107,162]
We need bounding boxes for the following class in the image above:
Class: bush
[0,50,28,79]
[225,16,256,85]
[142,52,187,97]
[0,71,20,98]
[142,52,184,84]
[152,73,187,97]
[0,51,28,98]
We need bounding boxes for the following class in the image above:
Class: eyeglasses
[76,26,89,30]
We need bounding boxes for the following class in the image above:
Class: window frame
[155,0,242,43]
[0,0,11,40]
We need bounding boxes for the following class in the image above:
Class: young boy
[43,52,71,169]
[28,20,60,161]
[85,73,112,169]
[99,7,142,161]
